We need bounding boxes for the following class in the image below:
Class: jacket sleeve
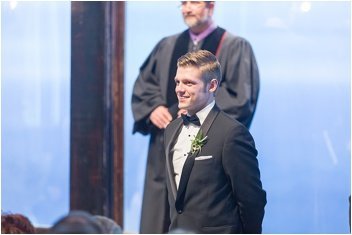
[131,39,168,135]
[222,124,266,233]
[216,36,260,128]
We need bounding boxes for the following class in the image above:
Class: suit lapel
[165,119,183,200]
[175,105,220,212]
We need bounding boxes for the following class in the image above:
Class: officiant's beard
[183,15,210,32]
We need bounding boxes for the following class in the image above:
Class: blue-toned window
[2,1,70,226]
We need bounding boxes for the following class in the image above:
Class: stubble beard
[183,16,199,29]
[178,101,187,110]
[184,15,211,34]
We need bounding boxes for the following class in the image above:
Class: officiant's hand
[150,105,172,129]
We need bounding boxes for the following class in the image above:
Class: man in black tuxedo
[132,2,260,233]
[164,50,266,233]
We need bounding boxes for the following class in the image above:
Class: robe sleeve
[131,38,168,135]
[216,36,260,128]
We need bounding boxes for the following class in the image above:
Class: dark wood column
[70,1,124,226]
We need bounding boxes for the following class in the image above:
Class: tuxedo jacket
[164,105,266,234]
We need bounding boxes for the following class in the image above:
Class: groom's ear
[208,79,218,93]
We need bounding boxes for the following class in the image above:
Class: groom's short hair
[177,50,221,84]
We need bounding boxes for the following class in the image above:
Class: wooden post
[70,1,124,227]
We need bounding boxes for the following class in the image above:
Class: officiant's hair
[177,50,221,84]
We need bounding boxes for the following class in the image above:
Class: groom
[164,50,266,233]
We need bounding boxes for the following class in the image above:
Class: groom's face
[174,66,213,115]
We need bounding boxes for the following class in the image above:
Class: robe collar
[189,22,217,45]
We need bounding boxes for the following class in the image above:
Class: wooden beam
[70,1,124,227]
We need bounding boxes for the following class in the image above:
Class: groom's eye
[184,80,194,86]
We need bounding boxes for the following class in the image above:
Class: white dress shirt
[172,101,215,189]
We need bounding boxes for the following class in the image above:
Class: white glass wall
[2,1,70,226]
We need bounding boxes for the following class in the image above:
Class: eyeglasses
[179,1,206,10]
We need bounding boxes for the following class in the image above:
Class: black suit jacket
[164,105,266,233]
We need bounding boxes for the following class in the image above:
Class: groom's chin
[178,103,186,110]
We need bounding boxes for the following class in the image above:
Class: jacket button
[177,210,183,214]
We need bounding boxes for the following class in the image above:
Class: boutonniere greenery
[189,132,208,154]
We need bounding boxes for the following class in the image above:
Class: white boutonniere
[189,132,208,154]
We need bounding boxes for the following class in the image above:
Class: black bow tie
[181,114,201,126]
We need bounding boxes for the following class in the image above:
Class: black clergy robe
[131,27,260,234]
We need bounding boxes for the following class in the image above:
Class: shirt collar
[189,22,217,45]
[195,100,215,125]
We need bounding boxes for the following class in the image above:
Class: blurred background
[2,1,351,233]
